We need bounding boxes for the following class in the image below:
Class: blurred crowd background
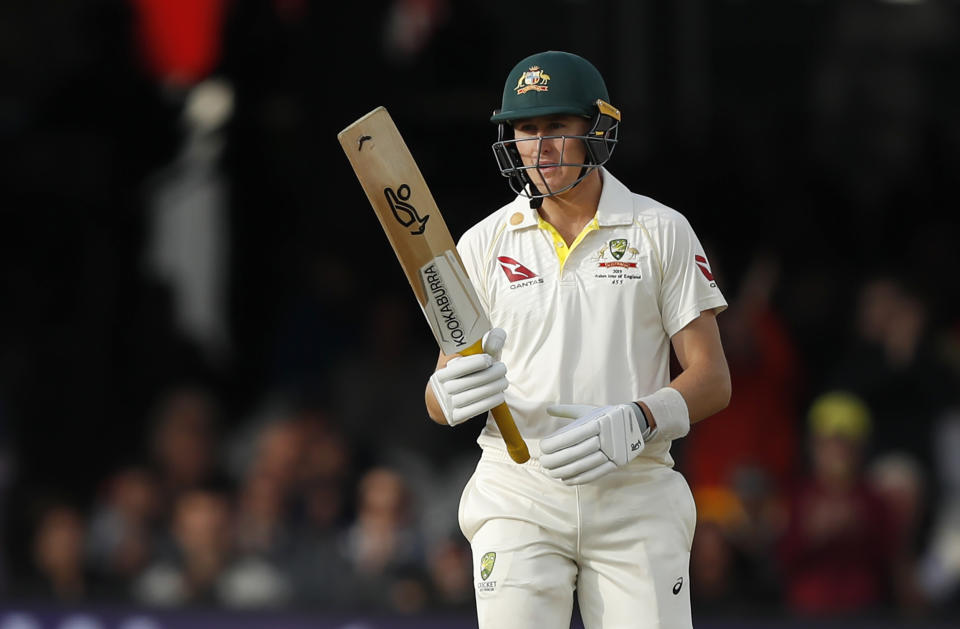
[2,0,960,626]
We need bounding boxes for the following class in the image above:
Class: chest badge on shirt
[498,256,544,289]
[593,238,642,284]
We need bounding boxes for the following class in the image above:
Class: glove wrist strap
[637,387,690,442]
[631,402,652,440]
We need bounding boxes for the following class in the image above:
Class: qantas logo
[497,256,538,282]
[695,255,714,281]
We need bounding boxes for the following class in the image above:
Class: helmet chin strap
[527,180,544,209]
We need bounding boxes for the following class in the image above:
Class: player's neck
[537,168,602,245]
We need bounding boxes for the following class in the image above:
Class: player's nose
[537,135,562,155]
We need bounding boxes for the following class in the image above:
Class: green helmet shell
[491,51,610,123]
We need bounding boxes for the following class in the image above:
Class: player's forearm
[656,310,730,427]
[665,357,731,424]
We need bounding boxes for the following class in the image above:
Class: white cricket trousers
[458,445,696,629]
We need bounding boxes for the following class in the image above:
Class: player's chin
[543,177,576,197]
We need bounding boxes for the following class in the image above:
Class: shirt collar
[595,168,636,227]
[503,167,634,232]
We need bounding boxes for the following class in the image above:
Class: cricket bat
[337,107,530,464]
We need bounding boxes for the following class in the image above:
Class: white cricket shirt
[458,168,727,467]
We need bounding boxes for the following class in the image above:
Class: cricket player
[425,50,731,628]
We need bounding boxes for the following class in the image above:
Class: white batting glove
[429,328,508,426]
[540,403,651,485]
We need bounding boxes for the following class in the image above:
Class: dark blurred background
[1,0,959,626]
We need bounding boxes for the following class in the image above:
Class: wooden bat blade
[337,107,487,355]
[338,107,530,464]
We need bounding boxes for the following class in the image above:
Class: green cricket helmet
[491,51,621,201]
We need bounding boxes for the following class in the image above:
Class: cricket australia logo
[384,184,429,235]
[593,238,642,284]
[515,66,551,95]
[596,239,639,268]
[609,238,627,260]
[480,552,496,580]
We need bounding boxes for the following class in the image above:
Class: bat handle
[460,341,531,464]
[490,402,531,464]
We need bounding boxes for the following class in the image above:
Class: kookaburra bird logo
[384,184,429,235]
[515,66,551,94]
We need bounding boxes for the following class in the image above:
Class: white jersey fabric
[457,168,727,465]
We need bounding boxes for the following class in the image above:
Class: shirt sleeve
[658,211,727,337]
[456,228,491,316]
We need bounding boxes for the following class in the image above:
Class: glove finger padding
[450,375,509,408]
[539,403,647,484]
[564,460,619,485]
[443,360,506,395]
[449,391,505,425]
[433,354,494,383]
[546,404,600,420]
[540,409,604,453]
[482,327,507,360]
[543,449,608,482]
[540,435,602,469]
[430,351,509,427]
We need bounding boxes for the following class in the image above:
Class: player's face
[512,115,591,194]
